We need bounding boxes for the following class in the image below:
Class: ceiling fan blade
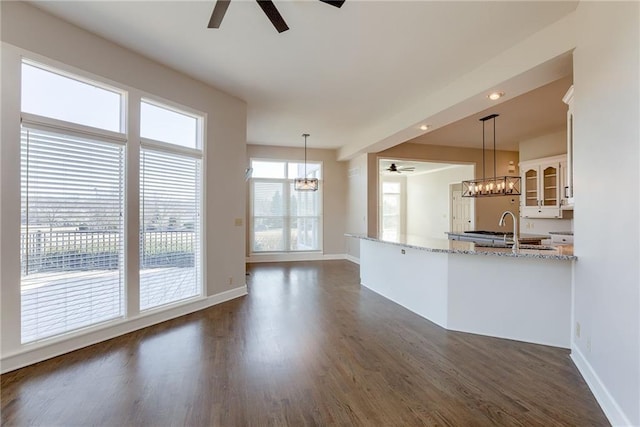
[256,0,289,33]
[319,0,345,8]
[208,0,231,28]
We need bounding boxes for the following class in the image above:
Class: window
[381,180,403,241]
[139,100,203,310]
[140,100,199,149]
[20,61,126,343]
[21,61,123,133]
[19,60,205,343]
[250,159,322,253]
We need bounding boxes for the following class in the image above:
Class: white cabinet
[559,158,571,209]
[562,85,575,208]
[520,155,567,218]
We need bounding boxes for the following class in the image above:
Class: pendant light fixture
[294,133,319,191]
[462,114,521,198]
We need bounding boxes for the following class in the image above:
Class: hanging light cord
[493,116,497,181]
[302,133,309,180]
[482,119,486,181]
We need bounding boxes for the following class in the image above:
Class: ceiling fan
[208,0,345,34]
[386,163,415,173]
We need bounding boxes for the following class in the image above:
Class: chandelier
[462,114,521,198]
[294,133,319,191]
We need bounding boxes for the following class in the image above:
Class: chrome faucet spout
[498,210,519,253]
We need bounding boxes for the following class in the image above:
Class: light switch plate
[234,218,243,226]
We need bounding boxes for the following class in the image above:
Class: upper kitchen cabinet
[562,85,575,208]
[520,155,568,218]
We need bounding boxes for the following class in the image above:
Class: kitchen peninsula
[346,233,575,348]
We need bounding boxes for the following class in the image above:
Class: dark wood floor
[1,260,608,426]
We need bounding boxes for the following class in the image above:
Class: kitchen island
[347,233,575,348]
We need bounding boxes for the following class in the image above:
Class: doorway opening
[379,159,474,240]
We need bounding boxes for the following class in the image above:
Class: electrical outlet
[234,218,243,226]
[228,277,233,285]
[586,337,592,353]
[575,322,581,338]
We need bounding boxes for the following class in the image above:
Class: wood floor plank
[1,260,609,426]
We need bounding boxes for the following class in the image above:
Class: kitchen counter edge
[345,233,576,261]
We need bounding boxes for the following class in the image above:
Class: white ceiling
[29,0,578,150]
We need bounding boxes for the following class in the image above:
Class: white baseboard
[0,286,247,374]
[345,254,360,264]
[246,252,348,263]
[571,344,633,426]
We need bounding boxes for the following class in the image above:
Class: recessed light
[419,124,430,131]
[488,91,505,101]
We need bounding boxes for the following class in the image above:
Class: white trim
[21,112,127,144]
[246,253,347,263]
[344,254,360,264]
[570,345,633,427]
[141,96,204,122]
[0,286,247,374]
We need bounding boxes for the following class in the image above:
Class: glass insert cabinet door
[542,165,558,206]
[523,167,539,207]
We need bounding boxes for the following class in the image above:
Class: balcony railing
[20,229,195,274]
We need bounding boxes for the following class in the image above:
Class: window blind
[140,148,201,310]
[20,127,125,343]
[288,182,320,251]
[252,181,286,252]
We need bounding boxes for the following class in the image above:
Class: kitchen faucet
[499,210,520,253]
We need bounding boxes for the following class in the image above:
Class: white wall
[572,2,639,425]
[345,154,368,261]
[1,2,247,371]
[519,128,567,161]
[406,165,474,239]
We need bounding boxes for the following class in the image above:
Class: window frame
[138,96,206,311]
[249,158,323,254]
[21,58,128,135]
[15,54,209,345]
[19,59,129,343]
[140,97,204,151]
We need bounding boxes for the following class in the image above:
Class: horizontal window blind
[288,182,320,251]
[250,159,322,254]
[20,127,125,343]
[140,148,201,310]
[252,181,286,252]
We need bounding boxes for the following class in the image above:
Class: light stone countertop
[345,233,576,261]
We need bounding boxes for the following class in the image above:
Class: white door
[451,189,472,232]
